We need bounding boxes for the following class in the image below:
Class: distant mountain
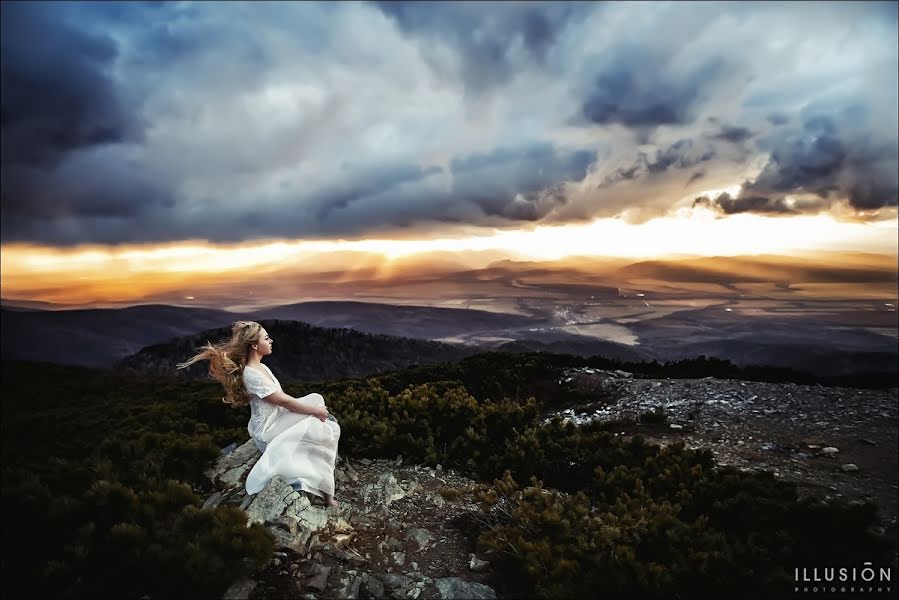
[117,319,479,382]
[612,254,898,284]
[248,301,542,339]
[0,305,241,367]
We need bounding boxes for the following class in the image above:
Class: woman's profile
[176,320,341,507]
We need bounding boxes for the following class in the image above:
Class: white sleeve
[243,368,277,399]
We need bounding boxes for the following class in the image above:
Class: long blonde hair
[176,320,263,408]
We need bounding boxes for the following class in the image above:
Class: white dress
[242,363,341,498]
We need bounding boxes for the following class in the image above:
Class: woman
[176,320,341,507]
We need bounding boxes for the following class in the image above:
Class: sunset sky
[1,1,897,306]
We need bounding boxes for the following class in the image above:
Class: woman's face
[256,329,274,355]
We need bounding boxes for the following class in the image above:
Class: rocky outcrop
[547,368,899,536]
[204,441,498,600]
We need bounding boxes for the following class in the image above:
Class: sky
[1,1,897,305]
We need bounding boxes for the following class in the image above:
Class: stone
[392,551,406,566]
[245,476,298,525]
[202,492,224,509]
[379,573,413,590]
[669,424,683,430]
[469,554,489,572]
[405,527,432,550]
[362,472,410,506]
[306,564,331,592]
[435,577,497,599]
[363,574,386,599]
[221,577,256,600]
[266,526,306,554]
[841,463,860,472]
[335,573,363,599]
[822,447,839,455]
[207,439,260,485]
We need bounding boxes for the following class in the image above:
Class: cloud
[0,1,895,246]
[372,0,590,94]
[0,1,142,168]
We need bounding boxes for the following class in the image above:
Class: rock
[392,551,406,566]
[822,447,840,455]
[395,454,404,466]
[669,424,683,430]
[206,439,260,486]
[362,472,410,506]
[363,574,386,599]
[245,476,300,525]
[306,564,331,592]
[435,577,497,599]
[405,527,432,551]
[267,526,306,553]
[857,438,878,446]
[841,463,860,472]
[383,536,404,552]
[335,573,363,599]
[220,442,238,456]
[469,554,490,572]
[202,491,224,509]
[379,573,413,590]
[221,577,256,600]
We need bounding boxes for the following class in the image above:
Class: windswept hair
[176,320,262,408]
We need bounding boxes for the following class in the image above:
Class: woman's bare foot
[323,493,340,508]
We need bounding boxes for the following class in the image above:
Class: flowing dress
[242,363,340,498]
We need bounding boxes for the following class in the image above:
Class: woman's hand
[310,405,330,422]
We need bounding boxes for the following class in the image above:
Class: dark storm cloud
[372,0,591,93]
[450,143,594,220]
[578,44,728,128]
[0,1,142,168]
[312,162,444,220]
[598,139,715,187]
[692,193,805,215]
[712,125,754,144]
[744,111,898,212]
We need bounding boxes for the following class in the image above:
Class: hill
[117,319,478,382]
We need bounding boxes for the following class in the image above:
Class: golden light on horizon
[2,211,896,304]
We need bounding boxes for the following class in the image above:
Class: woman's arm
[263,390,328,420]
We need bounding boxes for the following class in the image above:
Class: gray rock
[335,573,363,599]
[306,564,331,592]
[221,577,256,600]
[202,492,224,509]
[841,463,860,472]
[405,527,432,551]
[363,574,386,598]
[384,536,404,552]
[362,472,410,506]
[822,447,840,455]
[435,577,496,599]
[206,439,260,485]
[469,554,489,572]
[220,442,238,456]
[245,476,300,525]
[379,573,413,590]
[266,525,306,553]
[391,551,406,566]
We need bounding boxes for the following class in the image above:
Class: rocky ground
[547,368,899,540]
[203,444,498,600]
[204,370,898,599]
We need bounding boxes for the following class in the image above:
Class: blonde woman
[177,321,341,507]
